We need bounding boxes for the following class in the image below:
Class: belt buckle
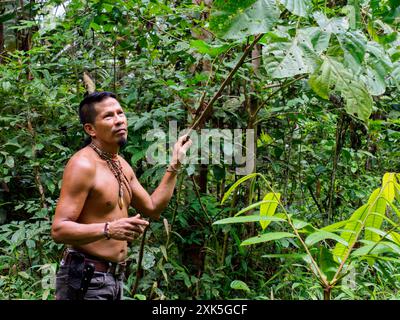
[106,262,113,274]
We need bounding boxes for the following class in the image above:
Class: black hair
[78,91,117,125]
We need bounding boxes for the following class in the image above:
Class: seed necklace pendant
[89,142,132,209]
[118,186,124,209]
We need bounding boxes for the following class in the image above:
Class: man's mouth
[115,128,127,134]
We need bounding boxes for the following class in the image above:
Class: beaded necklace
[89,141,132,209]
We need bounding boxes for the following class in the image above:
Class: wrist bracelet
[167,163,180,173]
[104,222,111,240]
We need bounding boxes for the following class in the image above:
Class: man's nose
[114,114,125,125]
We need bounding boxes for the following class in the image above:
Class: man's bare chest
[88,163,132,210]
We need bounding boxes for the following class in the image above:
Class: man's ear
[83,123,96,138]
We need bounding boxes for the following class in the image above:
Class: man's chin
[118,137,127,147]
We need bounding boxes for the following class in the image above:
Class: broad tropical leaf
[382,172,396,202]
[279,0,312,17]
[351,241,400,257]
[209,0,280,40]
[313,11,349,34]
[318,247,339,281]
[361,67,387,96]
[263,28,321,78]
[364,189,387,242]
[389,231,400,245]
[332,204,369,261]
[259,192,281,229]
[241,232,296,246]
[337,31,366,73]
[392,59,400,84]
[361,42,393,95]
[321,220,349,232]
[305,230,348,247]
[309,56,373,122]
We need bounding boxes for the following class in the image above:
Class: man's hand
[108,214,149,242]
[170,134,192,169]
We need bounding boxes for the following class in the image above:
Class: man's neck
[90,139,119,157]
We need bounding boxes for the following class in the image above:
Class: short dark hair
[78,91,117,125]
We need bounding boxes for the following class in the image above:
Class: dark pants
[55,250,124,300]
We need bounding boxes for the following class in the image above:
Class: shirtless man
[51,91,192,300]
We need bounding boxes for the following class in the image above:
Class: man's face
[88,97,128,146]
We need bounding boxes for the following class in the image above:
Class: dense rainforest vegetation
[0,0,400,300]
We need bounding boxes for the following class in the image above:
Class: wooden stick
[186,33,264,135]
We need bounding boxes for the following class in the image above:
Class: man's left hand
[170,134,192,169]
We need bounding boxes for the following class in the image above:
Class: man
[51,91,192,300]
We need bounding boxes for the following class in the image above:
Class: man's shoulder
[118,155,134,177]
[65,147,96,174]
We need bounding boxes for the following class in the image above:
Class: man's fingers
[178,134,190,145]
[127,216,149,225]
[181,139,192,152]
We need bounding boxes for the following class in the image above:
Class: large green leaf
[392,59,400,84]
[241,232,296,246]
[263,28,321,78]
[190,40,231,57]
[313,11,349,34]
[209,0,280,40]
[305,230,348,247]
[279,0,312,17]
[321,220,349,232]
[259,192,280,229]
[361,67,387,96]
[389,231,400,246]
[332,204,369,261]
[318,247,339,281]
[361,42,393,95]
[307,27,331,54]
[337,31,366,73]
[308,56,373,122]
[351,241,400,257]
[382,172,396,203]
[213,214,286,225]
[364,189,387,242]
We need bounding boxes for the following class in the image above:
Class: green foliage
[209,0,279,39]
[216,172,400,298]
[1,0,399,300]
[309,56,373,122]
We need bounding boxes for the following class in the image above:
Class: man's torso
[72,146,133,262]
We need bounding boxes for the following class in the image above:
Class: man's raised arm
[130,135,192,219]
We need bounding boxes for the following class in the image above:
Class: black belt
[62,249,126,276]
